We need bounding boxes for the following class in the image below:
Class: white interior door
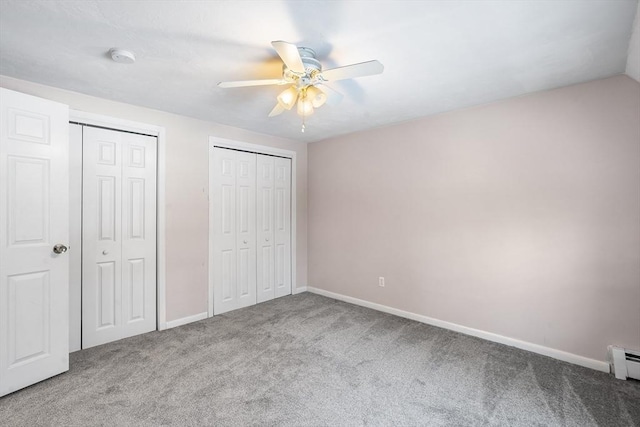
[211,147,257,315]
[256,155,275,303]
[82,126,157,349]
[0,88,69,396]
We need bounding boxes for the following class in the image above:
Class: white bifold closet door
[82,126,157,349]
[211,147,291,315]
[0,88,69,396]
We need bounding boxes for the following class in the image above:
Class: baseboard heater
[610,346,640,380]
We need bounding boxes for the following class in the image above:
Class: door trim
[68,110,168,335]
[208,137,297,317]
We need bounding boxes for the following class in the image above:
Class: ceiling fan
[218,41,384,131]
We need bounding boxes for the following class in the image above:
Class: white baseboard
[307,287,609,373]
[163,311,208,330]
[163,288,308,331]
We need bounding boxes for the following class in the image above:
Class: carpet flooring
[1,292,639,426]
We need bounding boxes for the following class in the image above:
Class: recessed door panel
[97,261,116,329]
[221,249,234,301]
[261,245,273,291]
[98,142,116,165]
[98,176,116,241]
[8,156,49,245]
[128,178,145,239]
[238,186,250,234]
[275,188,285,231]
[8,271,50,366]
[1,88,69,396]
[8,108,50,144]
[261,188,272,232]
[222,184,233,235]
[128,145,145,168]
[127,258,145,322]
[238,248,249,297]
[276,244,285,289]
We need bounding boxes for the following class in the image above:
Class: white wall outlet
[379,277,385,287]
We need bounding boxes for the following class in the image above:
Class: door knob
[265,237,270,242]
[102,250,109,255]
[243,240,248,244]
[53,244,68,254]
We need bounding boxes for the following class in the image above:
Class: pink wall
[308,75,640,362]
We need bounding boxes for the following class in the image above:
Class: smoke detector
[109,48,135,64]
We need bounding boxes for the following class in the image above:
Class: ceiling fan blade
[218,79,285,88]
[268,103,285,117]
[271,40,305,73]
[316,84,344,106]
[321,60,384,82]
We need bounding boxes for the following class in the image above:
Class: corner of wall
[625,2,640,82]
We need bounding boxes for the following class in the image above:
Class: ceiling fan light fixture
[218,40,383,133]
[306,85,327,108]
[277,86,298,110]
[297,95,314,117]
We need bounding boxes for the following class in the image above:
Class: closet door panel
[212,148,257,314]
[274,157,291,298]
[82,127,123,348]
[235,151,256,309]
[256,155,275,303]
[212,148,237,314]
[121,134,156,334]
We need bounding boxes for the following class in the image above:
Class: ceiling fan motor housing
[283,47,322,86]
[298,47,321,70]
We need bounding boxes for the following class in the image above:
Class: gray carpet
[1,292,638,426]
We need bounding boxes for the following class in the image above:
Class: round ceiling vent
[109,48,136,64]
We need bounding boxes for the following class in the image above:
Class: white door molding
[68,110,168,331]
[208,137,297,317]
[68,124,82,352]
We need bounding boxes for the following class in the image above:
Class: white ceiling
[0,1,637,143]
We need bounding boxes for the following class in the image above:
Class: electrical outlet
[378,277,385,287]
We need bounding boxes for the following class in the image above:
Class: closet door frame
[208,137,298,318]
[68,111,167,352]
